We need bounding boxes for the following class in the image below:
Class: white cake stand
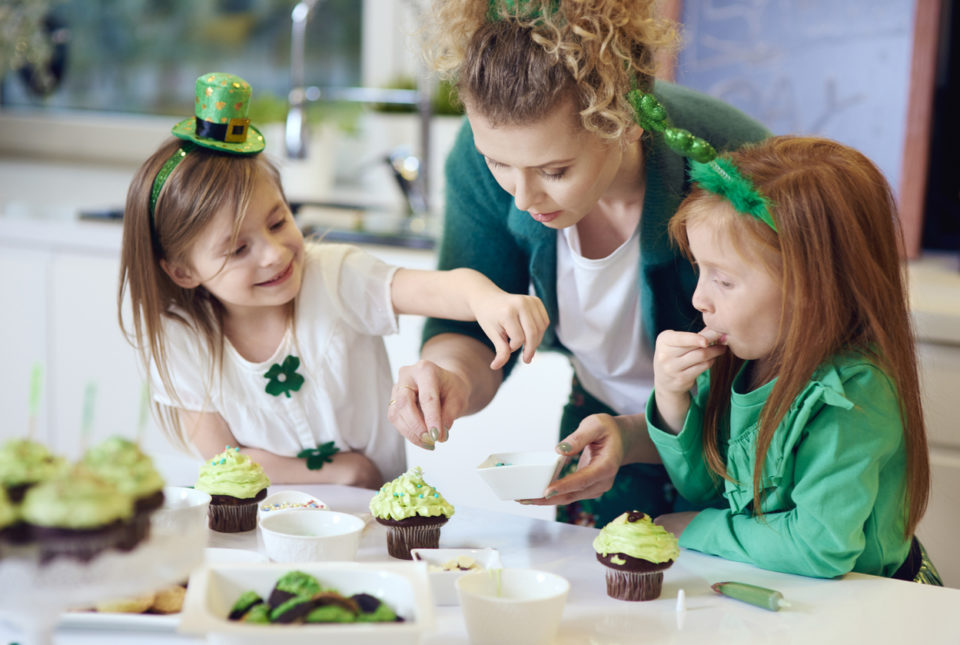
[0,525,205,645]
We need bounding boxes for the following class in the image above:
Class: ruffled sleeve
[679,358,908,578]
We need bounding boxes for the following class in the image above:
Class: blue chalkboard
[675,0,914,194]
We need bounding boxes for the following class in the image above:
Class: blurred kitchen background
[0,0,957,585]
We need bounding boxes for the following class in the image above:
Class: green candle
[27,362,43,438]
[81,381,97,449]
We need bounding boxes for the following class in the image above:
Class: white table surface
[2,484,958,645]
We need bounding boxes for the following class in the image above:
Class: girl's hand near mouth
[651,327,728,434]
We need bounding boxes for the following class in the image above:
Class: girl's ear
[160,259,200,289]
[625,123,644,144]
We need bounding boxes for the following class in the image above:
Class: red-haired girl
[546,135,940,582]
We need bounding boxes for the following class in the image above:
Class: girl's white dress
[151,242,406,480]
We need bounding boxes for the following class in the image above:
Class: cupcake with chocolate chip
[369,466,453,559]
[593,511,679,601]
[194,446,269,532]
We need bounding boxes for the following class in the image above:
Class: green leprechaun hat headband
[149,72,265,218]
[627,88,777,232]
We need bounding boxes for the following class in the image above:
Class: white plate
[256,490,328,519]
[205,548,268,565]
[180,561,434,645]
[58,610,179,631]
[57,548,265,630]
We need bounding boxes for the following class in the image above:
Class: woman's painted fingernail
[420,433,435,449]
[429,427,440,441]
[557,442,572,453]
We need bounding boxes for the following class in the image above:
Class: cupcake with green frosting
[21,464,134,563]
[593,511,679,601]
[0,486,17,550]
[0,438,65,503]
[83,436,166,549]
[369,466,454,559]
[194,446,269,532]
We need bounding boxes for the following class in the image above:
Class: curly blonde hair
[422,0,678,138]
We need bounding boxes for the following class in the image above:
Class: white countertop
[2,484,957,645]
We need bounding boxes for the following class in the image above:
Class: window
[1,0,361,117]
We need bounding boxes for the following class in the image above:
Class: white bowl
[179,561,433,645]
[256,490,327,521]
[476,451,566,500]
[151,486,212,536]
[259,510,365,563]
[456,568,569,645]
[410,548,502,606]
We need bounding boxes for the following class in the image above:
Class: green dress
[647,352,932,580]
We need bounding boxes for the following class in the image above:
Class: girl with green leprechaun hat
[546,135,941,585]
[119,72,549,489]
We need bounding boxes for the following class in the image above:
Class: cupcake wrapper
[384,524,443,560]
[604,568,664,601]
[33,524,124,564]
[117,512,152,551]
[208,500,259,533]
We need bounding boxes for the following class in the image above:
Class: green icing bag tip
[711,581,790,611]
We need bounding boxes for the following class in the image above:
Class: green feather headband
[627,89,776,232]
[688,156,776,231]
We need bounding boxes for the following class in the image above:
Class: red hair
[669,136,929,537]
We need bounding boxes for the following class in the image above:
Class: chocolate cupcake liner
[604,568,664,601]
[377,517,448,560]
[32,523,125,564]
[206,490,266,533]
[117,512,152,551]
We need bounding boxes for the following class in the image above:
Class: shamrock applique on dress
[264,354,304,398]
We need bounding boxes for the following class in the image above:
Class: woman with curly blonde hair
[388,0,769,527]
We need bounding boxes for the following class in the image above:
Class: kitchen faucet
[285,0,433,216]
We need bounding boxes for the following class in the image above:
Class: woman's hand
[388,359,471,450]
[520,413,626,506]
[520,412,664,506]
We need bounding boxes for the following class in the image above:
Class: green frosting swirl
[592,511,679,564]
[21,466,134,529]
[0,438,65,487]
[195,446,270,499]
[83,436,165,499]
[0,487,17,529]
[368,466,454,521]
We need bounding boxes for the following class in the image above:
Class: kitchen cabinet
[910,256,960,588]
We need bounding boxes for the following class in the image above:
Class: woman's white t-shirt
[554,226,654,415]
[151,242,406,481]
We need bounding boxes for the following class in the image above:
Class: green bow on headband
[627,89,776,232]
[488,0,558,21]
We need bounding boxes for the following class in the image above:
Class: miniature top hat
[171,72,265,155]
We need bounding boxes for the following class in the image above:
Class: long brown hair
[117,138,286,449]
[669,136,929,537]
[423,0,677,137]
